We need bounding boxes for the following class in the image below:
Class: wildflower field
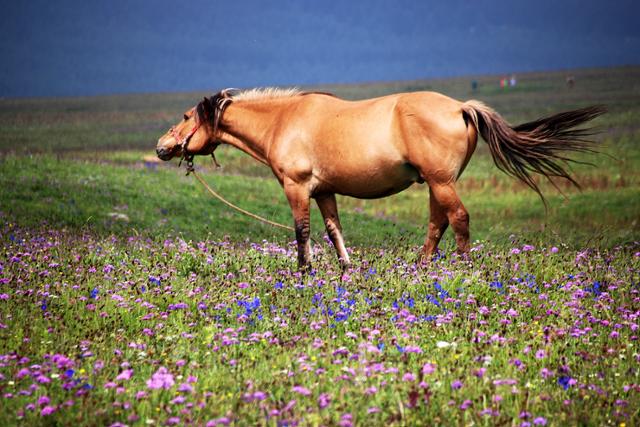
[0,67,639,425]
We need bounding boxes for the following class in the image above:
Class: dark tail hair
[461,100,606,202]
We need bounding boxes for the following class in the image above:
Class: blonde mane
[231,87,302,102]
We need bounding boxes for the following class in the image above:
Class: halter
[170,89,238,174]
[171,122,200,171]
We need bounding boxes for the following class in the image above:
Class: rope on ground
[190,169,322,246]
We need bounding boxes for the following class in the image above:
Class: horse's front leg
[283,180,312,271]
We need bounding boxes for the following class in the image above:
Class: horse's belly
[323,163,423,199]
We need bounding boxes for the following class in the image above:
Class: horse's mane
[195,87,334,130]
[232,87,303,102]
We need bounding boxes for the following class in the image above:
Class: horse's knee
[450,207,469,230]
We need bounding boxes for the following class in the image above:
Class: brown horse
[156,88,604,270]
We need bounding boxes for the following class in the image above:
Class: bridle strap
[174,89,236,173]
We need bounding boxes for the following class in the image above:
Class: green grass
[0,66,639,426]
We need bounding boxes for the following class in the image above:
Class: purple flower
[402,373,416,382]
[37,396,50,406]
[177,383,194,393]
[115,369,133,381]
[206,418,230,427]
[170,396,186,405]
[292,385,311,396]
[459,399,472,410]
[422,363,436,375]
[533,417,547,425]
[473,367,487,378]
[451,380,463,390]
[147,367,174,390]
[535,350,546,359]
[40,406,55,416]
[318,393,331,409]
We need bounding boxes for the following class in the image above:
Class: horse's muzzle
[156,147,174,161]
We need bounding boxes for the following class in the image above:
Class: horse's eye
[183,114,189,121]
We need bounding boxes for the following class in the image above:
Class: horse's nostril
[156,147,171,160]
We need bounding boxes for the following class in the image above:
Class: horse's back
[272,91,470,197]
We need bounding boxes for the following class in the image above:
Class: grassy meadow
[0,66,639,426]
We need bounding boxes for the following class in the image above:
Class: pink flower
[146,367,174,390]
[115,369,133,381]
[402,373,416,382]
[422,363,436,375]
[206,418,230,426]
[292,385,311,396]
[535,350,546,359]
[364,386,378,395]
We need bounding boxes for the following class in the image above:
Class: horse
[156,87,604,270]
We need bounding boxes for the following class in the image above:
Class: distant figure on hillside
[510,75,517,87]
[500,77,507,89]
[566,75,575,89]
[471,80,478,91]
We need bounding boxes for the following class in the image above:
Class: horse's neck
[218,100,285,165]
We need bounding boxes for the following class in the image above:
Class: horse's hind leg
[420,187,450,263]
[316,194,351,268]
[423,183,470,259]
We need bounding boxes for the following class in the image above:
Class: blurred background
[0,0,638,248]
[1,0,638,97]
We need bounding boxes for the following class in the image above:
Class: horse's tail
[461,100,606,201]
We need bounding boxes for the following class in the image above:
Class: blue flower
[148,275,161,286]
[557,376,571,390]
[89,288,99,299]
[490,281,505,294]
[425,295,441,307]
[434,282,449,299]
[65,369,75,378]
[274,281,284,290]
[586,281,602,297]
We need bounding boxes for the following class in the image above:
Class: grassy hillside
[0,66,638,248]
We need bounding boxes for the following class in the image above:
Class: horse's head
[156,96,220,161]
